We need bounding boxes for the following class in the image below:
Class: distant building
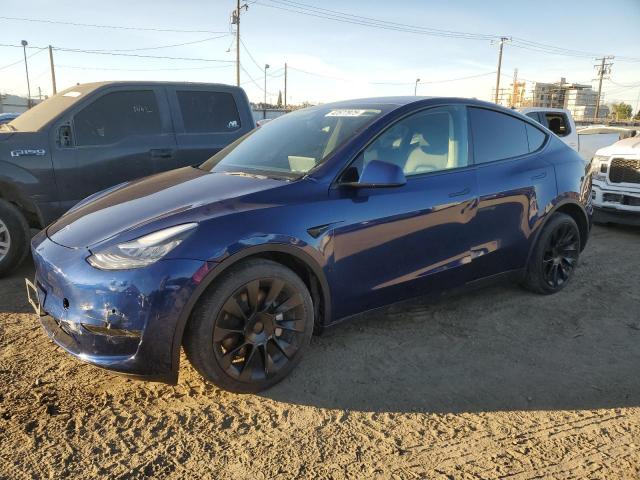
[0,93,42,114]
[496,75,609,120]
[565,86,609,121]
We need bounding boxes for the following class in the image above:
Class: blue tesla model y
[28,97,592,392]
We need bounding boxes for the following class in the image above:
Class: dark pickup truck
[0,81,254,276]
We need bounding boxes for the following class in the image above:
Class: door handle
[531,171,547,180]
[149,148,174,159]
[448,187,470,198]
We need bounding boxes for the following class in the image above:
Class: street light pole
[414,78,420,96]
[21,40,32,108]
[264,64,270,120]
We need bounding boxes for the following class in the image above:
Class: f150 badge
[10,149,46,157]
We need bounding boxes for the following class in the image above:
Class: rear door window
[176,91,241,133]
[544,113,570,137]
[469,107,530,163]
[74,90,161,146]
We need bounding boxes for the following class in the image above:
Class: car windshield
[200,104,390,178]
[7,84,98,132]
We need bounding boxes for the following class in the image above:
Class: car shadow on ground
[0,258,36,315]
[264,279,640,414]
[4,225,639,415]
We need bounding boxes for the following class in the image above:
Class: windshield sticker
[325,109,381,117]
[63,91,82,98]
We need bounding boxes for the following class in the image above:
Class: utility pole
[493,37,510,104]
[594,56,614,120]
[284,62,287,109]
[21,40,32,108]
[232,1,249,87]
[48,45,57,95]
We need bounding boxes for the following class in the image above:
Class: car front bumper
[592,183,640,226]
[29,230,207,383]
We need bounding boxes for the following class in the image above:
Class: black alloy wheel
[522,212,581,295]
[184,259,314,393]
[541,222,580,288]
[213,278,307,382]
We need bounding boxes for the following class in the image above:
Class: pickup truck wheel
[522,212,581,295]
[0,199,30,277]
[183,259,314,393]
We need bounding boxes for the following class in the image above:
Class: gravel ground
[1,224,639,479]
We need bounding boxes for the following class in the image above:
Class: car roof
[60,81,245,94]
[317,96,508,111]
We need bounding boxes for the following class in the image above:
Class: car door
[166,86,248,169]
[327,105,479,319]
[51,86,175,211]
[467,107,555,279]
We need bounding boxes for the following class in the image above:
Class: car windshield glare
[200,105,386,177]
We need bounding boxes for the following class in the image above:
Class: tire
[183,259,315,393]
[0,199,30,278]
[523,212,581,295]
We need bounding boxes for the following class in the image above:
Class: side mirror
[342,160,406,188]
[58,125,73,148]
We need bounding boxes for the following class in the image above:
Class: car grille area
[609,158,640,184]
[602,192,640,207]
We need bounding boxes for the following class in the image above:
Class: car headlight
[592,155,610,180]
[87,223,197,270]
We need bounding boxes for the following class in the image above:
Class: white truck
[519,107,639,225]
[590,136,640,225]
[518,107,636,162]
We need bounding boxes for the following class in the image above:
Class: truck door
[51,86,175,211]
[166,86,249,168]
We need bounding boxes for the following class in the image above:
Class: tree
[635,109,640,120]
[612,102,633,120]
[277,90,283,108]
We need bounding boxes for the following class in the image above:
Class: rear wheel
[523,212,581,294]
[0,199,30,278]
[183,259,314,393]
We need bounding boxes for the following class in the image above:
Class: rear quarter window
[525,123,547,152]
[469,107,530,163]
[177,91,241,134]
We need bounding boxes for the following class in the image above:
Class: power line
[255,0,496,40]
[0,15,227,34]
[287,65,495,85]
[0,47,46,71]
[57,63,233,72]
[0,43,235,63]
[240,64,277,96]
[80,34,231,53]
[255,0,640,62]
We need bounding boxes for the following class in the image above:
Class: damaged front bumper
[29,230,205,383]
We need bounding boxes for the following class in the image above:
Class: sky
[1,0,639,109]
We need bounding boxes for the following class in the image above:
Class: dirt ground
[1,224,639,479]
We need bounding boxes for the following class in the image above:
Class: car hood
[47,166,289,248]
[596,136,640,157]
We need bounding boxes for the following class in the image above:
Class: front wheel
[183,259,314,393]
[0,199,30,278]
[522,212,581,295]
